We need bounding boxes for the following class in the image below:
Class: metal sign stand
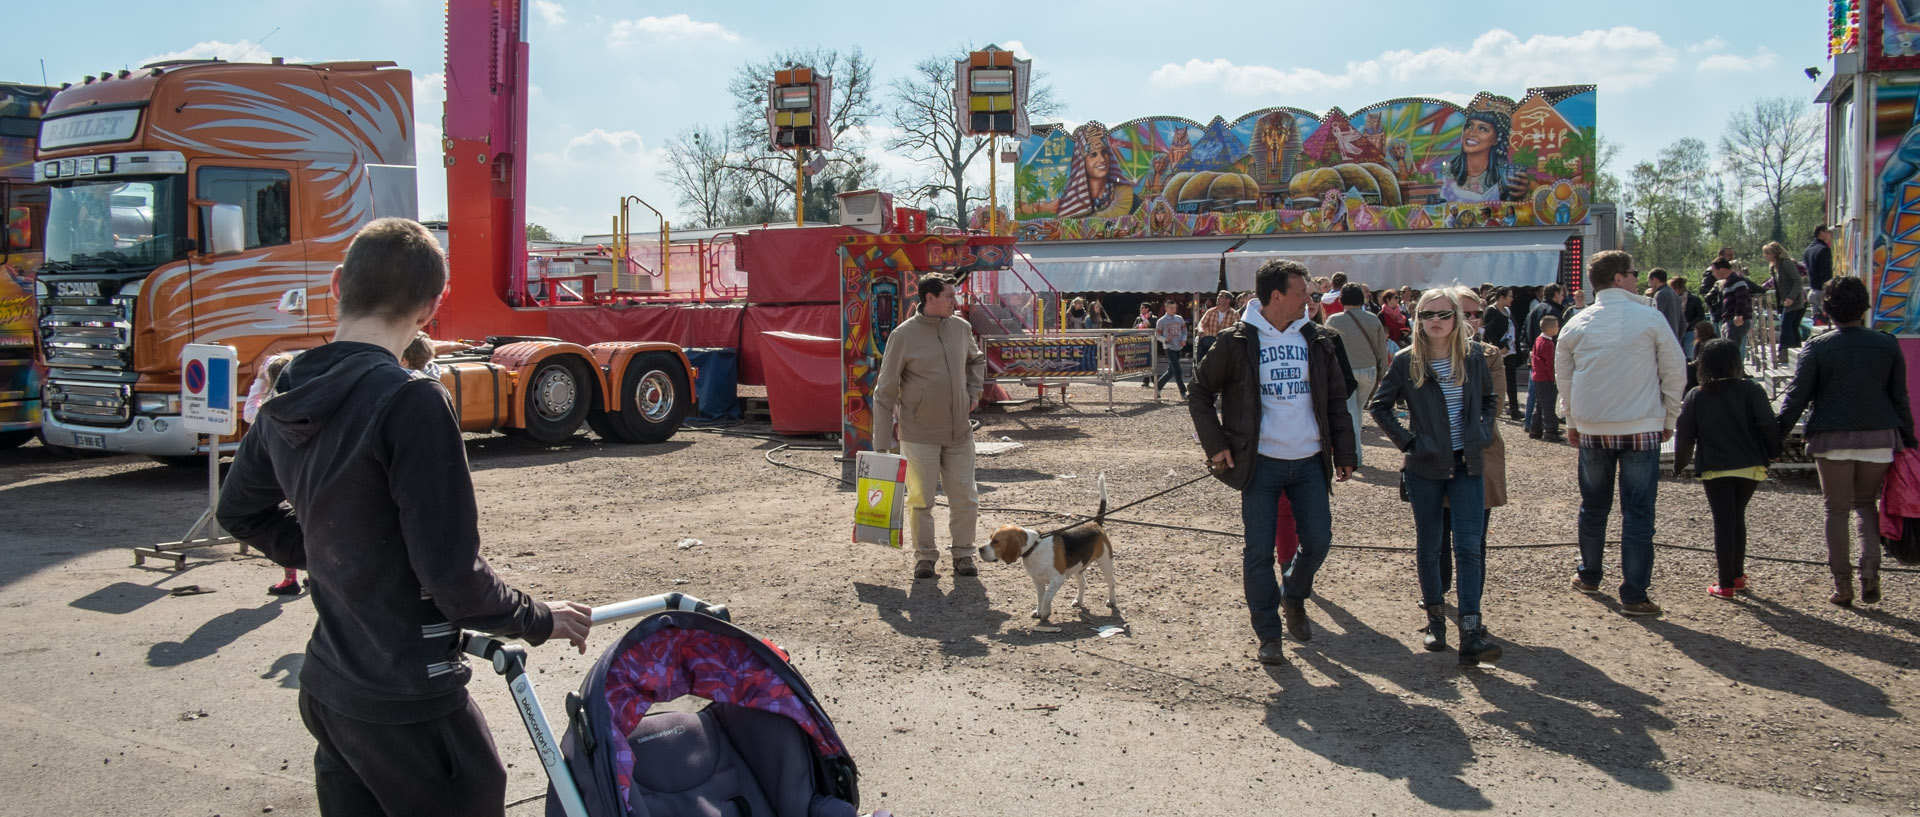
[135,436,243,570]
[134,344,246,570]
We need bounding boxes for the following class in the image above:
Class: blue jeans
[1577,446,1661,603]
[1241,455,1332,641]
[1407,452,1487,616]
[1155,349,1187,396]
[1680,329,1695,359]
[1524,380,1559,435]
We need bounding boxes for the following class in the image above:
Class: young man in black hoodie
[217,218,592,816]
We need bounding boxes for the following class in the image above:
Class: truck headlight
[134,393,181,415]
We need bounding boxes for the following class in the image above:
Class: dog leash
[1033,470,1216,543]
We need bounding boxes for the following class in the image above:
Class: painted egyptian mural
[1012,86,1595,241]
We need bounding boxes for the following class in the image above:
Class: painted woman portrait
[1057,123,1137,220]
[1441,103,1526,204]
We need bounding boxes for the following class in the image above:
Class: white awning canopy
[1012,238,1245,293]
[1224,229,1575,291]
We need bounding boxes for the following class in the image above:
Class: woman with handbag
[1369,290,1503,665]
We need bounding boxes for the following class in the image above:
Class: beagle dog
[979,475,1117,632]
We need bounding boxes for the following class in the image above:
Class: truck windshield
[45,177,185,270]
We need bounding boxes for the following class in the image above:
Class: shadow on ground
[853,578,1011,658]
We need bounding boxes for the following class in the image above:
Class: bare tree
[1593,135,1623,204]
[1720,96,1824,244]
[656,124,733,229]
[720,46,881,223]
[886,48,1060,228]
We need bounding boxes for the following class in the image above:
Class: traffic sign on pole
[181,344,239,435]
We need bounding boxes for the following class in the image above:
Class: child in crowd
[243,353,306,596]
[1526,315,1562,441]
[1672,338,1782,598]
[401,332,445,378]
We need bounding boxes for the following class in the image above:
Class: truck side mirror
[205,203,245,255]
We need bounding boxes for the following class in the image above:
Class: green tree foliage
[525,223,555,241]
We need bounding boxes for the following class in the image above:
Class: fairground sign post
[133,344,246,569]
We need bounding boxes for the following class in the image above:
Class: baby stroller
[461,593,861,817]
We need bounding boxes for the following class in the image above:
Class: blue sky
[4,1,1829,240]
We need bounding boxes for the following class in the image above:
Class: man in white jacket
[1555,250,1688,617]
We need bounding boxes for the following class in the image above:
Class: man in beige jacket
[873,273,988,579]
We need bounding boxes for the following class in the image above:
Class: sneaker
[1706,584,1736,599]
[1731,575,1749,591]
[1570,576,1600,595]
[1257,638,1289,665]
[952,557,977,577]
[913,560,936,580]
[1620,601,1663,617]
[267,578,302,596]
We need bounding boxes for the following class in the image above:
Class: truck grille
[45,380,131,425]
[41,297,133,369]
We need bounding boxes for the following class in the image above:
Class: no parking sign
[181,344,239,435]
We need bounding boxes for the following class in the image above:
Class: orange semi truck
[31,58,690,459]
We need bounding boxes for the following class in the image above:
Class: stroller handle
[590,592,730,626]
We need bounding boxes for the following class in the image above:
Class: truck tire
[611,352,690,444]
[0,429,33,449]
[520,356,591,444]
[585,407,629,443]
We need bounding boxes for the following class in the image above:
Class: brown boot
[913,560,936,580]
[1829,571,1854,607]
[1862,575,1881,605]
[1282,598,1313,642]
[952,556,977,577]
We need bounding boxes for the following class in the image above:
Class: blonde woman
[1369,289,1502,665]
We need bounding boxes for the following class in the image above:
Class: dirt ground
[1,382,1916,816]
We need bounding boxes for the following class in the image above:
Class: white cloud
[1688,36,1730,53]
[1150,59,1377,95]
[1150,26,1677,95]
[533,0,566,27]
[999,40,1037,62]
[142,39,298,66]
[562,128,659,161]
[1698,48,1778,72]
[606,15,740,48]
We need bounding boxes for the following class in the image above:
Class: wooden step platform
[742,396,772,424]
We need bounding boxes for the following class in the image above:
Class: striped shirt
[1431,356,1466,451]
[1579,430,1664,451]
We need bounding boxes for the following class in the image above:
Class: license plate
[71,433,106,450]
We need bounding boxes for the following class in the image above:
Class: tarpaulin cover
[740,304,839,386]
[736,226,862,305]
[683,348,741,420]
[1014,238,1243,294]
[1224,229,1573,290]
[543,304,744,350]
[758,331,841,435]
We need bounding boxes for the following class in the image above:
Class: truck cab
[0,83,54,449]
[32,59,415,457]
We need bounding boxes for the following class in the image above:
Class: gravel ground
[0,381,1914,815]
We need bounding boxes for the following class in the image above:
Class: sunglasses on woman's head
[1416,310,1456,321]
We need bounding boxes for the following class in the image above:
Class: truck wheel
[0,429,33,449]
[521,356,590,444]
[613,352,690,444]
[585,408,630,443]
[149,454,207,467]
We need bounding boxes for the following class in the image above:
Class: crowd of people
[1175,239,1906,668]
